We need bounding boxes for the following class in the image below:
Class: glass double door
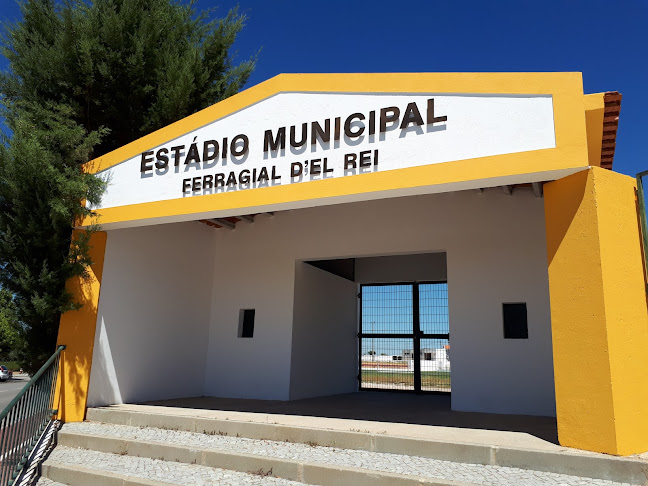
[359,282,450,393]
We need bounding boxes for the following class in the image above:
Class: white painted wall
[86,222,214,406]
[203,188,555,416]
[203,213,295,400]
[89,186,555,416]
[289,263,358,400]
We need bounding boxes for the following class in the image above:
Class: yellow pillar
[583,93,604,168]
[54,230,107,422]
[544,167,648,455]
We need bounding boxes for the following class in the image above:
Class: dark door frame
[358,281,450,394]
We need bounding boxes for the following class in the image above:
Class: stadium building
[55,73,648,456]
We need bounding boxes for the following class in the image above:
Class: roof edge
[601,91,622,170]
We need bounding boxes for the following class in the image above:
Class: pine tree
[0,287,21,360]
[2,0,256,157]
[0,0,256,371]
[0,103,107,371]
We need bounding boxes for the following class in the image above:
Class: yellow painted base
[54,230,107,422]
[544,167,648,455]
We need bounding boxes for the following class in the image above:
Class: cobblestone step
[34,479,67,486]
[86,406,648,485]
[51,421,640,486]
[41,446,307,486]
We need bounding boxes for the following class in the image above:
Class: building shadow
[141,391,559,445]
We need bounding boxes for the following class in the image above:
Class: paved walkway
[0,374,29,410]
[58,421,639,485]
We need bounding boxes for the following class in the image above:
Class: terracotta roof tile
[600,91,621,170]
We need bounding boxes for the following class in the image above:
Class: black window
[238,309,255,338]
[503,303,528,339]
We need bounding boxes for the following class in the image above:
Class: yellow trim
[544,167,648,455]
[82,72,589,227]
[584,93,605,167]
[54,231,107,422]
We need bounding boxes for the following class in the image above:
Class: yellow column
[544,167,648,455]
[54,230,107,422]
[583,93,604,168]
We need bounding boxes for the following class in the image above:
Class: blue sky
[0,0,646,176]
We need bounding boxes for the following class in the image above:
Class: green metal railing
[0,345,65,486]
[637,171,648,294]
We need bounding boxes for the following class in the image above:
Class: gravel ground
[56,421,639,486]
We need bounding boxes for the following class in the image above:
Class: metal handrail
[636,171,648,294]
[0,345,65,486]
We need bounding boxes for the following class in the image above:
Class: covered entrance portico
[54,73,648,456]
[84,187,555,417]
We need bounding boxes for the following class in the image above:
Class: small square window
[503,303,528,339]
[238,309,255,338]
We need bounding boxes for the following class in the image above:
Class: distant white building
[400,348,450,372]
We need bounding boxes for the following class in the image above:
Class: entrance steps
[37,405,648,486]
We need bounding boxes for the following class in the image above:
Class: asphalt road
[0,375,29,412]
